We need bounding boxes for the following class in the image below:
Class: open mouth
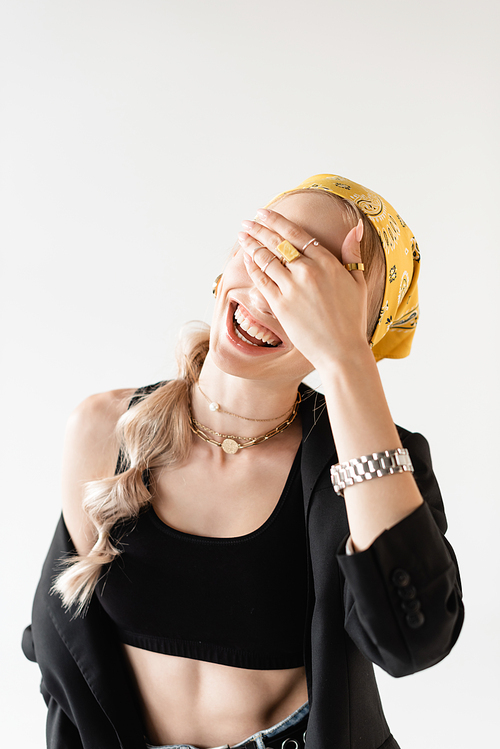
[232,303,282,348]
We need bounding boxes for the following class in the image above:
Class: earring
[212,273,223,298]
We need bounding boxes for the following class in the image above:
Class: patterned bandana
[267,174,420,362]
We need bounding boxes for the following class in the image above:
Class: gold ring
[277,240,302,264]
[344,263,365,271]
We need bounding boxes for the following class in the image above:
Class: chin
[209,338,309,387]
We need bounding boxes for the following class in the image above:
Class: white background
[1,0,499,745]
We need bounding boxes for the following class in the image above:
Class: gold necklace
[191,418,256,441]
[197,383,296,422]
[189,392,301,454]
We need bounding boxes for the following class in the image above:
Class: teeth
[234,325,258,345]
[233,305,280,346]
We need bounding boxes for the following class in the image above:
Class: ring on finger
[302,237,319,252]
[344,263,365,271]
[276,239,302,264]
[261,256,279,274]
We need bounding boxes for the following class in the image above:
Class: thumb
[341,218,364,267]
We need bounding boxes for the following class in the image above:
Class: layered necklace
[190,388,301,455]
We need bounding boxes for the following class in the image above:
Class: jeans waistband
[145,701,309,749]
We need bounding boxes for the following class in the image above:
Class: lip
[225,300,285,356]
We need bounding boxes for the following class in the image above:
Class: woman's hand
[239,208,369,373]
[240,208,425,553]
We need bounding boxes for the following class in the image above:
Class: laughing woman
[23,174,464,749]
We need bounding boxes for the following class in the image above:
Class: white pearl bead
[209,402,220,411]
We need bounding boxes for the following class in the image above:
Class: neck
[191,353,302,439]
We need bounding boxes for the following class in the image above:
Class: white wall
[2,0,498,745]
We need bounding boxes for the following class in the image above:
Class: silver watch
[330,447,414,497]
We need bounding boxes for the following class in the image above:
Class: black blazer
[22,384,464,748]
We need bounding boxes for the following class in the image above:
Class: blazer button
[402,598,421,614]
[397,585,417,601]
[406,611,425,629]
[392,568,411,587]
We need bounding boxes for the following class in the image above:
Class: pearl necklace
[189,392,301,454]
[197,383,296,422]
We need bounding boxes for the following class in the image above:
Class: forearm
[318,344,423,551]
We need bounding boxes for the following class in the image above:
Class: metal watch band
[330,447,414,497]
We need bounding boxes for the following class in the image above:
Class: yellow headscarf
[267,174,420,362]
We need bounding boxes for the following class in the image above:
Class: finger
[254,209,324,258]
[238,232,288,280]
[241,217,316,263]
[242,251,283,302]
[240,220,287,260]
[246,243,282,274]
[243,241,288,288]
[341,219,366,282]
[260,255,281,275]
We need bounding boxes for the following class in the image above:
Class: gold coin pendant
[221,438,239,454]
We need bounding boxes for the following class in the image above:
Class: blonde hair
[52,323,210,615]
[53,193,385,615]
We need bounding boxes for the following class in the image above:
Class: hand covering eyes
[267,174,420,362]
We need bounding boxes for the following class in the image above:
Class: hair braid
[52,323,210,615]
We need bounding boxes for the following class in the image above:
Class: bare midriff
[123,645,308,748]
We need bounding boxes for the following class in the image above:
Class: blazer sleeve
[45,695,85,749]
[336,430,464,678]
[21,515,148,749]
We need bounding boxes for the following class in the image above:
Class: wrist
[314,340,375,382]
[316,342,400,463]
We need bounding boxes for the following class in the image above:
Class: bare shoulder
[61,387,137,555]
[65,388,136,461]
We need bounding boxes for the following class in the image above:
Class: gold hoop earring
[212,273,223,298]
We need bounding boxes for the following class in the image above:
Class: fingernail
[237,231,249,243]
[256,208,270,219]
[241,219,254,229]
[355,218,364,243]
[243,252,252,264]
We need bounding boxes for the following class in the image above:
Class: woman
[23,174,464,749]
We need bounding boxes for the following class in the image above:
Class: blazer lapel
[299,383,337,517]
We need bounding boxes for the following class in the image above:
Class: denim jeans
[145,701,309,749]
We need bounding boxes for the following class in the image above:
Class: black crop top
[96,446,308,670]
